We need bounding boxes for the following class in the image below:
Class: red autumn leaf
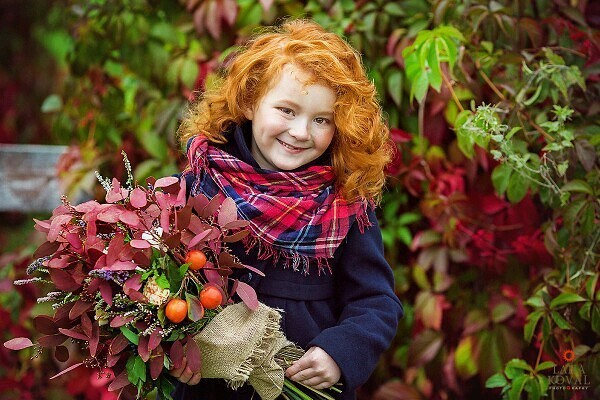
[107,370,131,392]
[218,197,238,228]
[163,232,182,249]
[236,281,259,311]
[185,337,202,373]
[33,241,60,259]
[241,263,265,277]
[130,187,148,208]
[190,194,210,214]
[102,260,137,271]
[176,205,192,230]
[89,322,99,357]
[110,315,134,328]
[106,353,121,368]
[97,205,123,223]
[119,210,140,227]
[127,290,148,303]
[138,335,150,362]
[48,268,81,291]
[189,229,212,248]
[58,328,89,341]
[48,214,72,242]
[223,220,249,230]
[110,333,130,355]
[123,275,142,293]
[218,252,236,268]
[407,329,444,367]
[33,217,51,232]
[154,176,179,188]
[48,255,69,269]
[174,179,187,207]
[66,232,83,252]
[170,340,184,369]
[160,208,171,233]
[186,294,205,322]
[204,192,224,218]
[223,230,249,243]
[203,266,224,285]
[54,345,70,362]
[38,334,67,348]
[93,254,107,269]
[50,362,84,380]
[74,200,101,213]
[81,312,92,337]
[148,328,162,352]
[106,178,129,203]
[130,239,151,249]
[106,233,126,266]
[99,281,113,306]
[33,315,58,335]
[69,300,93,320]
[3,337,34,350]
[150,346,165,380]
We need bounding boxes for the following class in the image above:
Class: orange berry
[185,250,208,271]
[200,286,223,310]
[165,298,187,323]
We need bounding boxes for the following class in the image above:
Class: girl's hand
[169,356,202,385]
[285,346,341,389]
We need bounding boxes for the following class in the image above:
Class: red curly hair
[178,19,391,202]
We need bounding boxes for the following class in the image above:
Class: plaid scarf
[184,134,372,274]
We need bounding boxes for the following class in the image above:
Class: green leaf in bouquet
[126,355,147,386]
[155,274,170,289]
[157,375,176,400]
[167,261,185,292]
[121,326,140,345]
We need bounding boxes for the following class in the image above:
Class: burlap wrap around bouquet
[193,302,297,400]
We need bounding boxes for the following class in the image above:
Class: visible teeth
[280,140,300,150]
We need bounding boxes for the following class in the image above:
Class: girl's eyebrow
[276,99,334,116]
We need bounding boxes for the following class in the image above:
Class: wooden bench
[0,144,68,213]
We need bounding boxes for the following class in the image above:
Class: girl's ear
[242,106,254,120]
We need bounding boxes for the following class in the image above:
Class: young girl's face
[244,64,336,171]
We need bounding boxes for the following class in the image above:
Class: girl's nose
[289,119,310,141]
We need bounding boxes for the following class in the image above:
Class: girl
[171,19,403,400]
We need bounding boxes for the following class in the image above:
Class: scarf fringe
[243,235,332,275]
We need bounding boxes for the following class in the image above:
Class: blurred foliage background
[1,0,599,399]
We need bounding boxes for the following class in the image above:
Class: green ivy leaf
[550,311,573,330]
[491,163,512,196]
[486,373,508,388]
[507,172,529,203]
[550,293,586,308]
[454,336,479,379]
[524,310,544,343]
[561,179,593,195]
[506,358,533,371]
[427,40,442,92]
[41,94,63,113]
[386,69,403,107]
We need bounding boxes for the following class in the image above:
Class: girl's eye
[314,117,330,125]
[278,107,294,116]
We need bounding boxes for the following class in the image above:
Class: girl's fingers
[187,372,202,385]
[289,368,318,383]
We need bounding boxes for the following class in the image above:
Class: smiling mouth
[277,139,306,151]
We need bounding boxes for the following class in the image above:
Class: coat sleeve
[307,208,403,393]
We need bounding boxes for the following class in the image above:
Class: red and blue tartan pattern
[184,135,372,274]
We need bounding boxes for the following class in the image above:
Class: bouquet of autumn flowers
[3,155,340,400]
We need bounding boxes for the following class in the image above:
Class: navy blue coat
[173,126,403,400]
